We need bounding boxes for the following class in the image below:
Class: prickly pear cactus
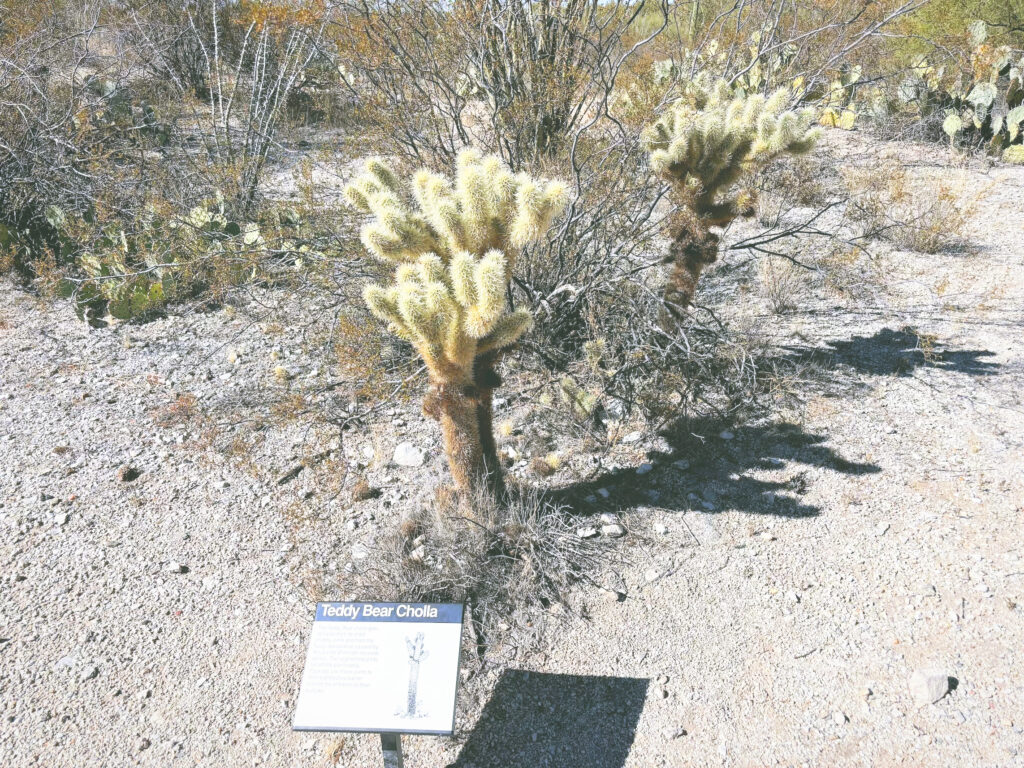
[819,65,862,130]
[907,21,1024,157]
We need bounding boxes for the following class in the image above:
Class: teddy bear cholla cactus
[346,151,567,497]
[643,79,819,321]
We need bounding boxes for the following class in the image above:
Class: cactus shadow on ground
[450,670,648,768]
[550,420,880,520]
[783,326,1000,377]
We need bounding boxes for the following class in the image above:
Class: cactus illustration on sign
[404,632,429,717]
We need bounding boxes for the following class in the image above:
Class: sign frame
[292,601,465,737]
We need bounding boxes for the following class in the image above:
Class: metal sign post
[380,733,404,768]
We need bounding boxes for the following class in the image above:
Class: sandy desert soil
[2,133,1022,768]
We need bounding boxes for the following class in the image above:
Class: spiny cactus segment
[363,251,534,383]
[644,78,819,224]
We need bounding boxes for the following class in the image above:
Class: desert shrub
[356,487,607,654]
[842,158,977,254]
[758,256,806,314]
[1,0,328,305]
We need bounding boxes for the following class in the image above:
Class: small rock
[212,480,230,490]
[601,523,626,538]
[670,727,687,739]
[166,561,186,574]
[393,442,425,468]
[719,430,734,440]
[672,459,690,470]
[576,526,599,539]
[409,545,426,562]
[117,465,141,482]
[55,512,69,526]
[601,588,625,602]
[351,544,369,560]
[137,737,151,752]
[658,687,669,699]
[636,463,654,475]
[645,568,661,582]
[599,513,618,525]
[786,590,800,603]
[80,665,99,682]
[597,488,611,499]
[909,669,951,706]
[876,522,890,536]
[832,711,848,725]
[622,431,642,443]
[653,523,668,535]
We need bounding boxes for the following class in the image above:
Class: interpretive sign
[292,602,464,735]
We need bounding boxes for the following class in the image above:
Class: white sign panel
[292,602,464,735]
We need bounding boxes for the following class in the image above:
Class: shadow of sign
[450,670,648,768]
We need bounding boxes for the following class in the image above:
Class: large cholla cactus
[643,79,819,320]
[346,151,567,497]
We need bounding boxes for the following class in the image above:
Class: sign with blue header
[292,602,464,735]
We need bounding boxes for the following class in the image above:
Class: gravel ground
[2,134,1022,768]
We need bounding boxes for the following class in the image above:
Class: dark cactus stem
[473,351,506,500]
[660,220,720,328]
[423,380,487,498]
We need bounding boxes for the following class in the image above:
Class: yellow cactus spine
[345,153,567,499]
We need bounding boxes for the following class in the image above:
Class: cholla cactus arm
[643,78,819,321]
[644,79,819,217]
[476,309,534,355]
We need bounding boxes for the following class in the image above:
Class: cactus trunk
[474,354,505,498]
[661,222,720,326]
[406,660,420,716]
[424,379,504,499]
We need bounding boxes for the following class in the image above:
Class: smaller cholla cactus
[643,78,819,320]
[347,152,567,498]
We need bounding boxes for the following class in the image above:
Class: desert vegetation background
[1,1,1023,766]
